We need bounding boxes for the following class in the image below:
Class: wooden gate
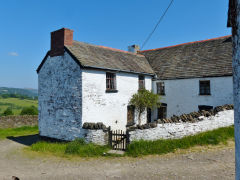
[109,129,129,151]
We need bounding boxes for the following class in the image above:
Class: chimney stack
[50,28,74,57]
[128,44,140,53]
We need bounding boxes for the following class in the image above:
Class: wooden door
[127,105,135,126]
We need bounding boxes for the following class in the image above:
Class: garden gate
[109,129,129,151]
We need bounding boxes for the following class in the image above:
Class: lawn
[0,126,39,139]
[0,97,38,115]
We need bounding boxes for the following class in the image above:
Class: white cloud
[8,52,19,56]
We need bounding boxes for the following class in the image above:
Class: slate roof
[64,41,155,75]
[140,35,232,80]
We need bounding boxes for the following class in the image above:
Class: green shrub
[20,106,38,115]
[2,107,13,116]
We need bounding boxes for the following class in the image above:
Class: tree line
[0,93,38,100]
[1,106,38,116]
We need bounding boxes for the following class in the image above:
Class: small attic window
[138,75,145,90]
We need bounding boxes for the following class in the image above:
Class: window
[199,80,210,95]
[157,82,165,95]
[106,72,117,92]
[138,75,145,90]
[198,105,213,111]
[157,103,167,119]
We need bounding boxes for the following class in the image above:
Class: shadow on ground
[7,134,39,146]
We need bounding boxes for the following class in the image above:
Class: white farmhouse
[141,35,233,119]
[37,28,233,141]
[37,28,154,140]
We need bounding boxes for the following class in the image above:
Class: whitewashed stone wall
[152,76,233,119]
[38,52,83,141]
[82,69,152,131]
[83,129,108,145]
[129,110,234,141]
[38,51,153,141]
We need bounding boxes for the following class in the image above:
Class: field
[0,97,38,115]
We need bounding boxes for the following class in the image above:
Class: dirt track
[0,137,235,180]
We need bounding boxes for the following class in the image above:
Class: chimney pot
[50,28,73,57]
[128,44,140,53]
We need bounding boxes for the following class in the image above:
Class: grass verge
[29,126,234,158]
[30,138,111,157]
[0,126,38,139]
[126,126,234,157]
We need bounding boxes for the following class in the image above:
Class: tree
[20,106,38,115]
[2,107,13,116]
[129,89,160,125]
[228,1,240,178]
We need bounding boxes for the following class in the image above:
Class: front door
[127,105,135,126]
[158,103,167,119]
[147,108,151,123]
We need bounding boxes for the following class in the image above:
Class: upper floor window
[157,82,165,95]
[106,72,117,92]
[199,80,210,95]
[138,75,145,90]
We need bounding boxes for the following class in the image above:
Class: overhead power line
[141,0,174,50]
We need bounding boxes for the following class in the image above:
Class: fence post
[108,126,112,147]
[126,130,130,149]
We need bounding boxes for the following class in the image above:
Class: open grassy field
[0,126,38,139]
[0,97,38,115]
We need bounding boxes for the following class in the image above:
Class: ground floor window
[198,105,213,111]
[158,103,167,119]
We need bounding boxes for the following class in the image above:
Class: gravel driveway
[0,137,235,180]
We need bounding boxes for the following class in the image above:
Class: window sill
[158,94,165,96]
[106,89,118,93]
[199,94,211,96]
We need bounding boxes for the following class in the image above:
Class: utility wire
[141,0,174,50]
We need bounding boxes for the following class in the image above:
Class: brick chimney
[50,28,74,57]
[128,44,140,53]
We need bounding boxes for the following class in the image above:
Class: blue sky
[0,0,230,89]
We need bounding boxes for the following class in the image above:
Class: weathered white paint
[83,129,108,145]
[129,110,234,141]
[152,76,233,119]
[38,51,152,140]
[38,52,83,141]
[82,69,152,131]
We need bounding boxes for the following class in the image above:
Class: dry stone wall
[129,110,234,141]
[0,115,38,128]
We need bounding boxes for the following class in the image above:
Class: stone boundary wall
[82,122,109,145]
[129,110,234,142]
[128,104,234,131]
[83,129,108,145]
[0,115,38,128]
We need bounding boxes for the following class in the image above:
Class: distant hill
[0,87,38,97]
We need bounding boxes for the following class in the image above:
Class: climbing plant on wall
[129,89,160,125]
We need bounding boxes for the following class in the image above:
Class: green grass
[29,126,235,158]
[0,97,38,115]
[30,138,111,157]
[126,126,234,157]
[0,126,39,139]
